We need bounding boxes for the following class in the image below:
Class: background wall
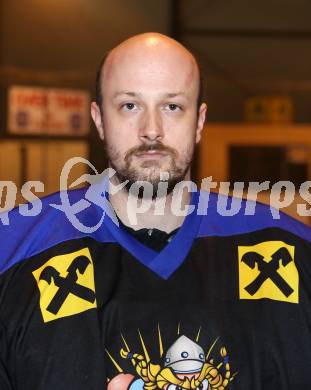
[0,0,170,198]
[0,0,169,72]
[1,1,311,224]
[176,0,311,123]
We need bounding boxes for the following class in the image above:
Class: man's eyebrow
[113,91,141,98]
[112,91,189,101]
[164,92,187,98]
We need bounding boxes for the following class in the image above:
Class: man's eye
[122,103,137,111]
[166,103,181,112]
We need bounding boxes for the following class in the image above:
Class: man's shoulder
[196,190,311,244]
[0,187,115,275]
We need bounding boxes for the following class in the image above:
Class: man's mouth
[135,150,167,159]
[124,143,177,164]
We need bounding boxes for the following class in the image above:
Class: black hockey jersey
[1,188,311,390]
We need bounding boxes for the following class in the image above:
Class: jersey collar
[103,191,202,279]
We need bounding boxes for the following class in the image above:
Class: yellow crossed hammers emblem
[238,241,299,304]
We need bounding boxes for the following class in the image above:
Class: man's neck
[109,180,191,233]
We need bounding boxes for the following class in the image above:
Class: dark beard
[107,142,193,199]
[120,171,189,200]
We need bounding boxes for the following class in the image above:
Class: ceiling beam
[184,28,311,39]
[170,0,182,40]
[0,65,93,87]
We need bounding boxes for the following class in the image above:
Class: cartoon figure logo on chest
[106,325,236,390]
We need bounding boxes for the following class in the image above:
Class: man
[91,32,206,233]
[0,33,311,390]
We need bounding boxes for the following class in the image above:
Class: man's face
[92,39,206,194]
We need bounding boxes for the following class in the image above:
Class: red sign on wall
[8,86,90,136]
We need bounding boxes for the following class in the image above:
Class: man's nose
[139,109,164,142]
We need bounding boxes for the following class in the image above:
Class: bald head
[95,33,203,112]
[91,32,207,196]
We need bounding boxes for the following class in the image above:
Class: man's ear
[195,102,207,144]
[91,102,104,140]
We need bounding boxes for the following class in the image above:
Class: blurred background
[0,0,311,224]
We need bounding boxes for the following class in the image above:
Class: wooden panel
[45,141,89,195]
[0,140,89,206]
[0,141,21,183]
[197,123,311,225]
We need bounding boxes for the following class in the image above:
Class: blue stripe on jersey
[0,188,310,278]
[0,188,116,274]
[197,191,311,244]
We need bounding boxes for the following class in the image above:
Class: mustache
[125,143,178,160]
